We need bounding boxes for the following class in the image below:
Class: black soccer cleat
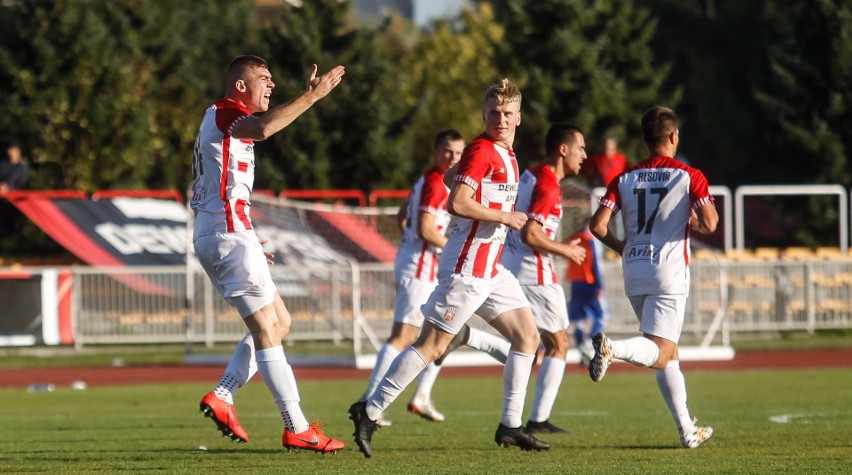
[435,324,471,366]
[526,419,570,435]
[494,423,551,451]
[348,401,379,458]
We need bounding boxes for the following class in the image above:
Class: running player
[355,129,511,425]
[588,106,718,449]
[349,78,550,457]
[192,55,346,453]
[502,123,588,435]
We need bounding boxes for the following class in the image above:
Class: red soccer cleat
[282,420,345,454]
[199,391,249,443]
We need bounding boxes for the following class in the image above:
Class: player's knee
[524,330,541,350]
[543,345,566,358]
[650,343,677,369]
[275,321,290,341]
[250,326,279,348]
[386,335,412,351]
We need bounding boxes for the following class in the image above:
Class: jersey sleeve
[419,173,448,215]
[688,168,714,209]
[215,107,251,135]
[453,141,491,191]
[527,182,560,224]
[598,173,623,212]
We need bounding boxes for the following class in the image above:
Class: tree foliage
[1,0,848,231]
[252,1,504,192]
[0,0,260,191]
[484,0,678,168]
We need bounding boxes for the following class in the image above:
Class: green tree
[255,2,503,193]
[252,0,397,192]
[754,0,852,187]
[0,0,259,191]
[638,0,774,186]
[367,4,503,189]
[484,0,678,170]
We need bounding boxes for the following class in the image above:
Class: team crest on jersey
[443,307,457,321]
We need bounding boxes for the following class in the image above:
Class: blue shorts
[568,282,603,322]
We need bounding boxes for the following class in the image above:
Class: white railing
[735,185,848,253]
[3,255,848,349]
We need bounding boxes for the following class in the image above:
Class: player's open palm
[306,64,346,99]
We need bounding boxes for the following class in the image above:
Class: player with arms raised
[192,55,346,453]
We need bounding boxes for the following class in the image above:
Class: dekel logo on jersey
[625,243,661,265]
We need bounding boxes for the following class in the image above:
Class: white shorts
[521,284,569,334]
[628,294,687,343]
[194,231,276,318]
[423,267,529,335]
[393,275,438,327]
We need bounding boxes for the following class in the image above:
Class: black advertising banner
[8,192,394,269]
[11,194,188,266]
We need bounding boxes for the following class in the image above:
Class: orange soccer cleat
[199,391,249,443]
[282,420,345,454]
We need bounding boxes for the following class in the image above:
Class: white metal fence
[56,255,852,349]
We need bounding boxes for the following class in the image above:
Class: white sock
[656,360,695,434]
[366,347,427,421]
[360,343,400,401]
[412,363,442,403]
[255,346,309,433]
[501,351,535,428]
[611,336,660,367]
[466,328,511,364]
[529,356,566,423]
[214,333,257,404]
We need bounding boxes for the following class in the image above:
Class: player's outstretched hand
[306,64,346,99]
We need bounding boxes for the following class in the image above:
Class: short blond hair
[484,78,522,106]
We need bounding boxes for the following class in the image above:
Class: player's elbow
[589,220,607,241]
[699,212,719,234]
[253,125,275,141]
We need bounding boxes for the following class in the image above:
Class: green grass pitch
[2,368,850,474]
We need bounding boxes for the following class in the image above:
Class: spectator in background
[0,140,29,237]
[566,222,608,365]
[0,141,29,193]
[582,137,628,188]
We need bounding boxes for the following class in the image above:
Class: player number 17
[633,187,668,234]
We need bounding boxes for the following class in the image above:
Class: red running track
[2,348,850,389]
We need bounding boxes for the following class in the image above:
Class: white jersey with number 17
[599,156,713,296]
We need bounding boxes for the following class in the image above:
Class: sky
[413,0,470,26]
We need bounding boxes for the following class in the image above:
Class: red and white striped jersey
[190,99,256,239]
[503,164,563,285]
[395,166,452,282]
[599,155,714,296]
[440,134,520,279]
